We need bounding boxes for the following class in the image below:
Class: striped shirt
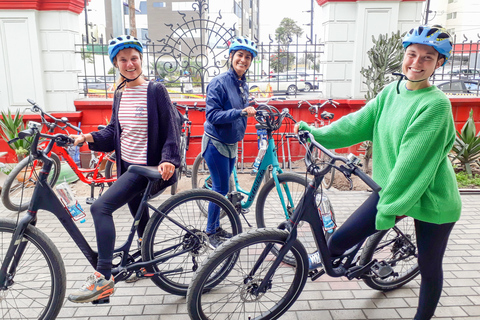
[118,82,149,164]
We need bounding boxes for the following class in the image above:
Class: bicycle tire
[319,150,335,190]
[359,217,419,291]
[141,188,242,296]
[0,218,66,320]
[104,151,117,187]
[2,153,61,212]
[187,228,309,320]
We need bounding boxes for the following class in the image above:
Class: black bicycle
[170,102,205,195]
[0,121,242,319]
[187,130,419,320]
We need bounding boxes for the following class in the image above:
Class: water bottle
[315,192,335,232]
[252,129,268,173]
[56,182,86,223]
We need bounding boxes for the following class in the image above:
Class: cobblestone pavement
[0,188,479,320]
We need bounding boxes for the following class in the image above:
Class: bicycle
[297,98,339,189]
[170,102,205,195]
[0,121,242,319]
[191,100,336,264]
[187,130,419,320]
[1,99,117,212]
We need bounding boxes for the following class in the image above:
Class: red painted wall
[1,98,479,165]
[0,0,86,14]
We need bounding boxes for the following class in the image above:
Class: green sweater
[299,81,462,230]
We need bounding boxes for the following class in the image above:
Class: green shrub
[456,171,480,188]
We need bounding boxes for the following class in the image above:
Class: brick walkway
[0,190,479,320]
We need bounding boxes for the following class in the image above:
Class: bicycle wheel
[359,217,419,291]
[2,153,61,212]
[0,218,66,320]
[187,228,309,320]
[104,151,117,187]
[255,172,317,265]
[141,189,242,296]
[319,150,335,190]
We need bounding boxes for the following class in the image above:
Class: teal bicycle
[191,103,336,265]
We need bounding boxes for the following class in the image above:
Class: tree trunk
[129,0,137,37]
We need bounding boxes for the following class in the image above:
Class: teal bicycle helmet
[108,35,143,64]
[229,36,258,58]
[402,25,452,66]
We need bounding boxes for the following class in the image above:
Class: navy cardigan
[88,81,180,190]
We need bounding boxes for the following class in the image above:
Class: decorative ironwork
[150,0,236,93]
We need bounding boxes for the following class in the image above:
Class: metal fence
[76,0,323,99]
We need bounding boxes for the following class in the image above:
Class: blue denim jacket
[204,68,249,144]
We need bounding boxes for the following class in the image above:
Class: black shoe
[208,233,224,248]
[215,227,232,238]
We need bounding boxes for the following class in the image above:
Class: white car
[297,71,322,92]
[249,73,306,95]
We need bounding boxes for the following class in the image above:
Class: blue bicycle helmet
[402,25,452,66]
[229,36,258,58]
[108,35,143,64]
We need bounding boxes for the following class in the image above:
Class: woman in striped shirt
[68,35,180,303]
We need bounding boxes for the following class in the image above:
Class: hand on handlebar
[242,106,257,118]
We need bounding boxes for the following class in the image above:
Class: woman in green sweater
[295,25,461,320]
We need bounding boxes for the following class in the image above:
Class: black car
[435,79,480,96]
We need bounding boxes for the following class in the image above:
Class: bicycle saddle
[321,111,334,120]
[127,165,162,180]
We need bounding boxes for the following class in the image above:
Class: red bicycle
[297,99,338,189]
[1,99,117,212]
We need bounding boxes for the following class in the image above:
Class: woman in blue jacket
[203,37,257,247]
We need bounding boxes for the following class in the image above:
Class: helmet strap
[116,72,142,91]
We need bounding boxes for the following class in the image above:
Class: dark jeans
[90,161,150,279]
[328,192,455,320]
[203,141,235,234]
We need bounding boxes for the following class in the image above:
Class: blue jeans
[203,141,235,234]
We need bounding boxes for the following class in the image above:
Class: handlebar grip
[240,111,248,116]
[354,168,381,193]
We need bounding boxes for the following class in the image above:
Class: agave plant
[0,109,30,160]
[451,109,480,178]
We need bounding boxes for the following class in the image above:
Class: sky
[82,0,320,43]
[258,0,319,44]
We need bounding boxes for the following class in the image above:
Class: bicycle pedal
[241,209,250,214]
[309,268,325,281]
[86,197,96,205]
[185,170,192,178]
[371,260,395,279]
[92,297,110,304]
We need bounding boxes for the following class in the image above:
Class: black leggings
[90,161,150,279]
[328,193,455,320]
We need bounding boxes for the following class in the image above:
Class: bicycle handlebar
[297,99,339,115]
[173,101,206,112]
[27,99,82,133]
[297,130,381,192]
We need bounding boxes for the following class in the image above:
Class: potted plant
[0,109,31,161]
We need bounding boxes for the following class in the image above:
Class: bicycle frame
[251,132,386,294]
[0,130,201,288]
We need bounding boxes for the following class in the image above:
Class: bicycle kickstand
[227,191,252,227]
[86,183,97,205]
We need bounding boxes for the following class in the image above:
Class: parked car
[82,76,116,93]
[248,73,306,95]
[435,79,480,95]
[296,71,321,92]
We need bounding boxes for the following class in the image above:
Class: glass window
[139,1,147,13]
[439,81,463,92]
[153,2,166,8]
[465,82,480,91]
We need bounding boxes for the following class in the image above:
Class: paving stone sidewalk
[0,190,479,320]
